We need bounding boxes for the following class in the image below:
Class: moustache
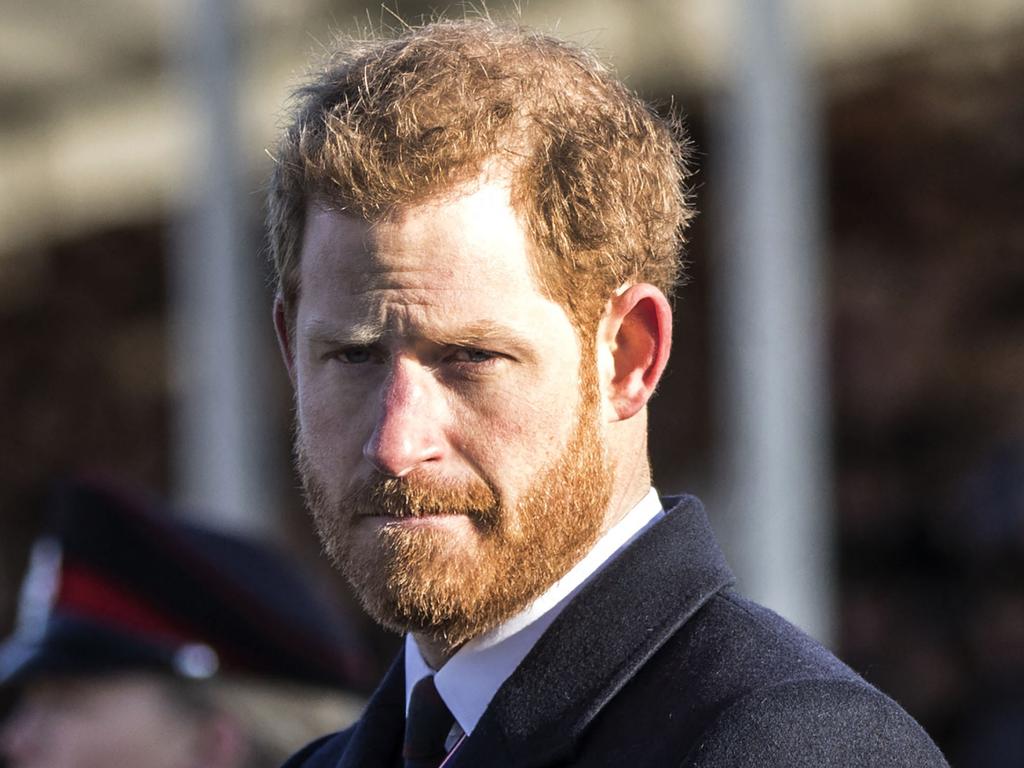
[340,473,501,524]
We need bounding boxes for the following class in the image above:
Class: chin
[341,522,500,643]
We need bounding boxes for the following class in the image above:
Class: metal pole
[711,0,833,643]
[168,0,279,535]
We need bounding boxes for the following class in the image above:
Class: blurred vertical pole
[712,0,833,642]
[168,0,278,535]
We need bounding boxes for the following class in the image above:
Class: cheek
[295,374,372,469]
[452,377,582,479]
[456,378,538,432]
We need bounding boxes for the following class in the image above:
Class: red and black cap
[0,478,375,692]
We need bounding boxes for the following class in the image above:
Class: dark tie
[403,675,456,768]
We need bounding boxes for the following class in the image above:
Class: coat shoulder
[681,677,950,767]
[673,589,948,766]
[576,587,948,766]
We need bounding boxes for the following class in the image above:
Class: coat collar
[453,494,735,768]
[333,495,734,768]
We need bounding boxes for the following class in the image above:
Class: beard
[295,382,613,652]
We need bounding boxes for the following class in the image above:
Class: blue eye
[337,347,372,364]
[452,348,495,364]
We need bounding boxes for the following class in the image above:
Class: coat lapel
[335,650,406,768]
[449,495,735,768]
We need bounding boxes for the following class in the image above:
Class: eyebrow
[302,319,383,346]
[301,318,538,361]
[451,325,542,364]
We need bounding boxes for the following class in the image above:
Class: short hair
[267,18,694,332]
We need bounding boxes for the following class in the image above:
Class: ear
[599,283,673,422]
[273,293,297,386]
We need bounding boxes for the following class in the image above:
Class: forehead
[297,180,558,328]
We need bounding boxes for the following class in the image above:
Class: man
[0,479,368,768]
[268,18,948,767]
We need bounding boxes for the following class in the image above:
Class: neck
[600,412,653,534]
[413,634,454,671]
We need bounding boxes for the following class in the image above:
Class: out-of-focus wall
[3,0,1022,259]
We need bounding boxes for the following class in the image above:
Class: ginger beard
[295,366,613,652]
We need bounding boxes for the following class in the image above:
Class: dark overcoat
[284,496,948,767]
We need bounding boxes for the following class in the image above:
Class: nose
[362,357,446,476]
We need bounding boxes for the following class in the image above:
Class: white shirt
[404,487,665,737]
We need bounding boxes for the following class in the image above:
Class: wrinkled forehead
[300,179,546,296]
[294,187,587,358]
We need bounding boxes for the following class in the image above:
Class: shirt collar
[404,487,664,735]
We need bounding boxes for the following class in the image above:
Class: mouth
[371,510,462,522]
[363,512,477,533]
[341,472,500,530]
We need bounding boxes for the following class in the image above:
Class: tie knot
[404,675,456,768]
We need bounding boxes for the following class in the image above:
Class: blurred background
[1,0,1022,763]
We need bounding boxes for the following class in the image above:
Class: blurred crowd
[0,479,370,768]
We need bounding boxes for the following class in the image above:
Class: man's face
[288,178,613,649]
[0,675,201,768]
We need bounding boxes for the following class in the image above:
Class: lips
[359,509,459,519]
[342,472,500,524]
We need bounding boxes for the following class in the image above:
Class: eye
[329,346,376,364]
[449,347,496,364]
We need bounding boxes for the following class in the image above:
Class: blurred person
[266,18,948,767]
[0,479,369,768]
